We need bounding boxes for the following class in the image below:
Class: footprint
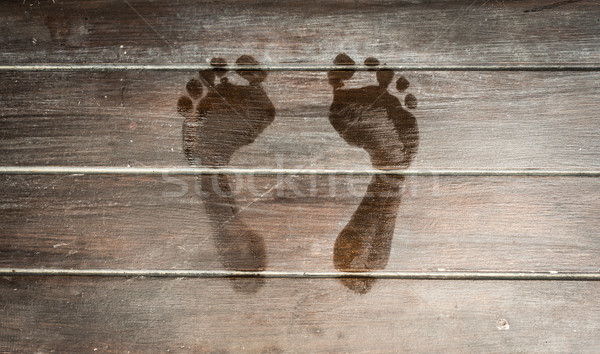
[177,56,275,294]
[328,54,420,294]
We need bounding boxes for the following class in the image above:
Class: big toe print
[177,56,275,294]
[328,54,420,294]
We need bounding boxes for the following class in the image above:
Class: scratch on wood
[524,0,583,13]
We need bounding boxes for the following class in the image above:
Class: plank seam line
[1,167,599,177]
[1,269,598,280]
[1,64,600,72]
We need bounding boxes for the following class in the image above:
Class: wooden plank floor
[2,71,600,169]
[1,0,599,352]
[2,277,599,352]
[2,0,600,65]
[1,175,599,272]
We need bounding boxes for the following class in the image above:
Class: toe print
[328,54,420,293]
[177,56,275,293]
[328,53,419,169]
[179,55,275,167]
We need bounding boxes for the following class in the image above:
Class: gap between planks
[1,64,600,72]
[1,166,599,177]
[1,268,599,280]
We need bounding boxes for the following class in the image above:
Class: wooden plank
[1,70,600,169]
[1,0,599,65]
[1,174,598,272]
[1,276,598,351]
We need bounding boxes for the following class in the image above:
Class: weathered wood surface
[1,276,599,352]
[1,174,598,272]
[2,70,599,169]
[2,0,600,351]
[1,0,599,66]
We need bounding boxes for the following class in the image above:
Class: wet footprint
[328,54,420,294]
[177,56,275,294]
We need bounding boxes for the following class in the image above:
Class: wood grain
[1,276,598,352]
[1,70,599,169]
[2,0,599,66]
[2,0,599,350]
[1,174,598,272]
